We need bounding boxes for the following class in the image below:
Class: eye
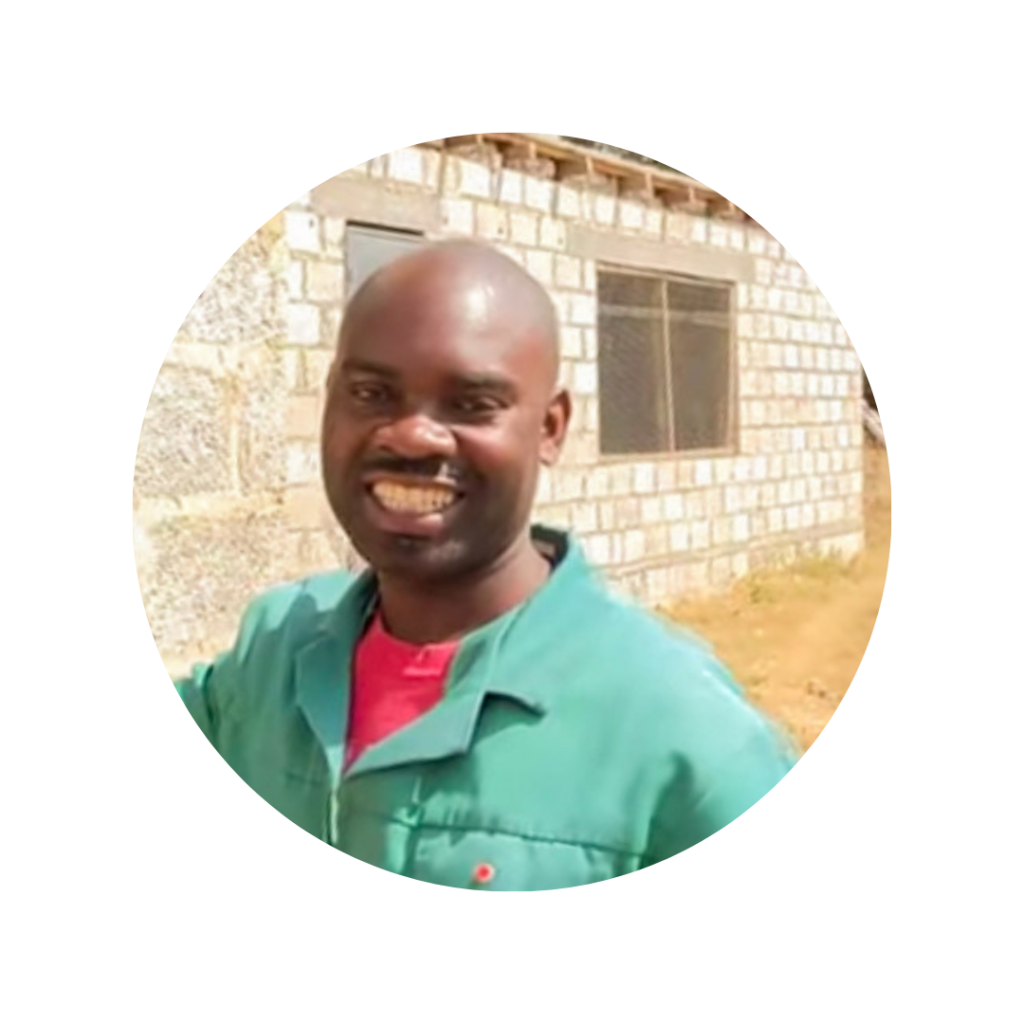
[348,381,393,406]
[451,394,504,417]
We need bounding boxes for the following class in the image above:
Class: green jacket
[177,528,796,890]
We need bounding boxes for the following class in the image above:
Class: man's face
[321,269,568,583]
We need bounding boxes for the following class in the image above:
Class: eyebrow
[340,358,399,379]
[341,359,516,395]
[453,373,516,395]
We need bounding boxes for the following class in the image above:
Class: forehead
[340,273,547,382]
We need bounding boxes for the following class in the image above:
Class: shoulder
[231,569,360,657]
[571,587,785,753]
[575,585,728,688]
[547,583,795,846]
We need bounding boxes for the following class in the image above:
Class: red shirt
[344,614,459,772]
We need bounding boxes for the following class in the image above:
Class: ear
[539,388,572,466]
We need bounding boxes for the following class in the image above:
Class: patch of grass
[742,574,777,606]
[795,555,853,582]
[661,444,890,753]
[745,670,771,692]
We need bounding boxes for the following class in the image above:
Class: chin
[350,531,470,582]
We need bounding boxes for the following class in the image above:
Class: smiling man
[321,242,565,645]
[176,239,796,890]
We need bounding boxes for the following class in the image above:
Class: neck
[375,532,551,644]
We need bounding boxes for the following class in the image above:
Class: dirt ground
[660,443,891,754]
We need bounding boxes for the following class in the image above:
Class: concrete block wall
[135,143,863,673]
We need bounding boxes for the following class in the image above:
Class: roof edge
[420,132,750,222]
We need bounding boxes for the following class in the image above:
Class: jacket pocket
[406,824,638,891]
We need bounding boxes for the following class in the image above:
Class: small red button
[472,862,496,885]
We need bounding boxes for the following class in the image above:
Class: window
[345,223,424,295]
[597,268,734,455]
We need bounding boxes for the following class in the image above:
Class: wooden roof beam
[708,196,746,221]
[522,133,706,192]
[501,139,557,179]
[442,135,503,170]
[661,185,710,215]
[415,132,752,220]
[620,170,656,203]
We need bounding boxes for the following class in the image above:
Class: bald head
[321,236,572,585]
[340,239,561,390]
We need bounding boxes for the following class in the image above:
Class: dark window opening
[345,223,424,296]
[598,269,734,455]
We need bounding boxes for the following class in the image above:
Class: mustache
[359,454,467,485]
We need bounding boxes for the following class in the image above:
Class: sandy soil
[661,444,891,753]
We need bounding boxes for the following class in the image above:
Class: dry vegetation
[661,443,890,753]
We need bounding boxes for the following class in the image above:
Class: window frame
[595,263,739,462]
[344,221,426,299]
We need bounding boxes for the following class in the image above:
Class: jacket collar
[294,526,601,779]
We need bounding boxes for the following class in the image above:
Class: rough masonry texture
[134,140,863,676]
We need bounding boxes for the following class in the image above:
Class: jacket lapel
[294,574,376,781]
[298,527,598,780]
[344,529,585,777]
[344,687,490,777]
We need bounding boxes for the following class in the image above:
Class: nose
[373,411,457,460]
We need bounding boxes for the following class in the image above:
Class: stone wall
[134,142,863,675]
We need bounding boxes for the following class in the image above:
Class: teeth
[372,482,457,515]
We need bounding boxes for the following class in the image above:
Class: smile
[369,480,460,516]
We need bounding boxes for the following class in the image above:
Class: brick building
[135,133,864,675]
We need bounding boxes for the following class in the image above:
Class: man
[177,239,796,890]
